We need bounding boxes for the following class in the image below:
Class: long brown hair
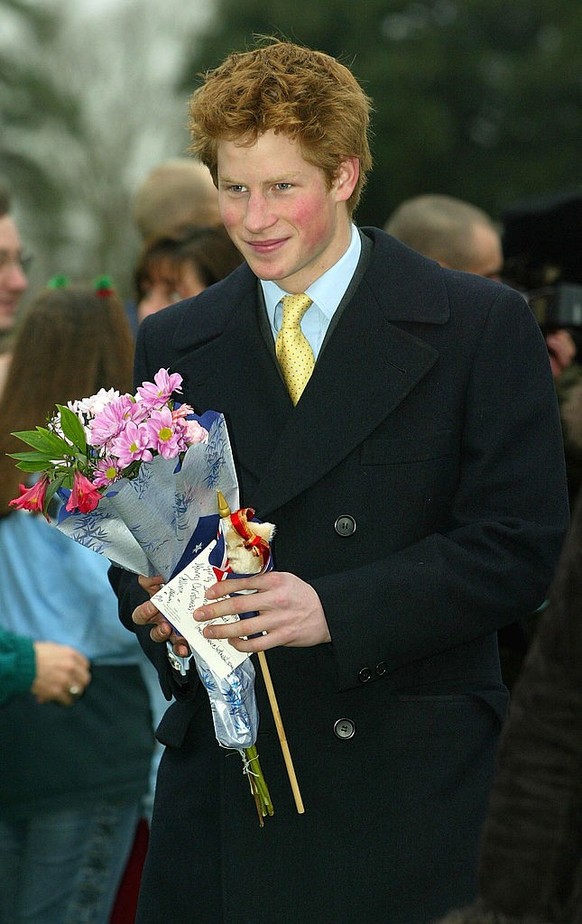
[0,284,134,513]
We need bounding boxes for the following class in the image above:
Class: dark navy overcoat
[111,228,569,924]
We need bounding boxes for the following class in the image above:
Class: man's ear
[334,157,360,203]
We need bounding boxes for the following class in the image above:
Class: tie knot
[280,293,313,329]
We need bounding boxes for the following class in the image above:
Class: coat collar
[168,228,446,515]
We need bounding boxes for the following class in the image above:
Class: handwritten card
[151,541,248,679]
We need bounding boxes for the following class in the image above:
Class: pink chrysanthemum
[110,422,154,467]
[90,394,136,447]
[145,407,189,458]
[184,419,209,445]
[136,369,183,410]
[92,456,123,488]
[171,403,194,420]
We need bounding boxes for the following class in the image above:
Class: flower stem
[242,745,274,825]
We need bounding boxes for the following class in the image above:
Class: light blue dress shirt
[261,224,361,358]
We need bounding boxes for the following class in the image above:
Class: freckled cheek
[292,201,334,249]
[220,202,242,235]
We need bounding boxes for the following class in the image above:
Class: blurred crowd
[1,152,581,923]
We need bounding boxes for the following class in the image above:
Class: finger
[149,620,173,643]
[171,639,191,658]
[133,600,160,626]
[194,594,263,623]
[229,631,278,653]
[138,574,165,596]
[202,613,268,642]
[205,576,263,598]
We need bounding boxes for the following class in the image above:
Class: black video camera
[528,283,582,333]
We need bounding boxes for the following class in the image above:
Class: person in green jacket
[0,624,89,706]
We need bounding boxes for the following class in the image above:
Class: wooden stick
[257,649,305,814]
[215,493,304,814]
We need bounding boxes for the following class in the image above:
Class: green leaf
[56,405,87,453]
[8,450,53,463]
[10,428,52,452]
[11,427,75,457]
[46,473,70,506]
[12,460,52,474]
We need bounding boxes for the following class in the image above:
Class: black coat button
[334,515,356,537]
[334,718,356,739]
[358,667,372,683]
[375,661,387,677]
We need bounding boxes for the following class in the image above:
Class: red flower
[9,475,51,520]
[66,470,101,513]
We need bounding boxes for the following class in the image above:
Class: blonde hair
[132,158,220,241]
[386,194,498,270]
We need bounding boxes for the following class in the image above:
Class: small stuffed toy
[216,491,275,576]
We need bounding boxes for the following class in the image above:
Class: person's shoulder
[361,225,533,335]
[139,261,254,340]
[364,225,521,301]
[360,226,450,323]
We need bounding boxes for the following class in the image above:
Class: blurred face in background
[136,256,180,324]
[0,215,28,332]
[175,262,206,300]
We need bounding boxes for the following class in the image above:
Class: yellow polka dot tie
[275,293,315,405]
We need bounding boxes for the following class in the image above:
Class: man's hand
[134,574,191,657]
[193,571,331,652]
[32,642,91,706]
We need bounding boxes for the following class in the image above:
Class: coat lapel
[170,231,445,516]
[170,286,293,483]
[249,288,440,515]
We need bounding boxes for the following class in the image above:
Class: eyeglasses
[0,250,33,273]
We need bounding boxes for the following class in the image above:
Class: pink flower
[9,475,50,520]
[184,419,209,445]
[66,471,102,514]
[92,456,123,488]
[89,394,136,446]
[171,405,208,445]
[110,422,154,467]
[136,369,183,410]
[145,406,188,458]
[171,403,194,420]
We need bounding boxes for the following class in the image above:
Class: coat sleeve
[0,626,35,704]
[108,563,199,703]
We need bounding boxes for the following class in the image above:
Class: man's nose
[244,193,275,232]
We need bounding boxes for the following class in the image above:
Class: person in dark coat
[435,487,582,924]
[110,39,569,924]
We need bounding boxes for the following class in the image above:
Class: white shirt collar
[261,224,361,331]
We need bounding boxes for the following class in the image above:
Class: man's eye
[275,183,293,191]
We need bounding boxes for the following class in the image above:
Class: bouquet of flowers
[9,368,277,821]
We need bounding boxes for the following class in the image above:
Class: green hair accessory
[93,275,115,297]
[47,274,71,289]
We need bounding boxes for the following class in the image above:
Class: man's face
[217,130,358,293]
[0,215,28,332]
